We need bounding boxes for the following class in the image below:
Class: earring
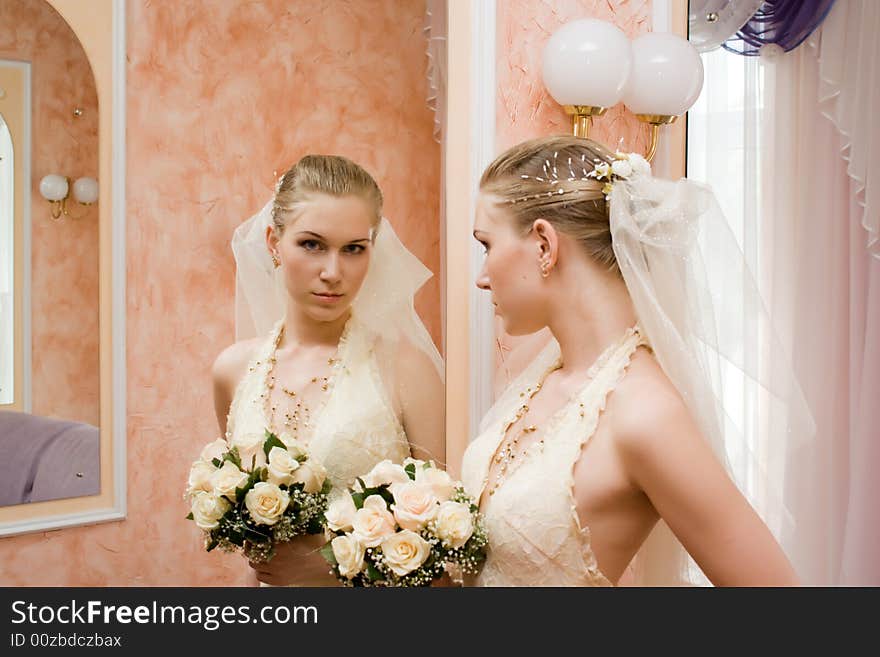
[271,254,280,268]
[540,260,550,278]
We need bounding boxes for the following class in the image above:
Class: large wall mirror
[0,0,125,536]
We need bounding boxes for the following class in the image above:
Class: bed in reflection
[0,410,99,507]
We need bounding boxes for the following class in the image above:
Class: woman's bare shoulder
[605,348,702,460]
[212,337,263,392]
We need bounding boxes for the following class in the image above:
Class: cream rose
[266,446,299,487]
[325,491,357,532]
[402,457,426,469]
[186,460,217,499]
[210,460,249,502]
[380,530,432,576]
[391,482,439,531]
[331,535,365,579]
[415,466,456,502]
[230,431,267,470]
[361,459,411,489]
[244,482,290,526]
[277,432,307,460]
[351,495,397,548]
[190,491,230,530]
[291,460,327,494]
[434,501,474,549]
[200,438,228,463]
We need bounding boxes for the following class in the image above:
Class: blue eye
[300,239,322,251]
[343,244,367,255]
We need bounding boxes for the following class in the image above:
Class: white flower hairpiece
[508,149,652,205]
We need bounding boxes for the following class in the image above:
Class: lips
[312,292,344,303]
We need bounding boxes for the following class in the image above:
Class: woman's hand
[248,534,339,587]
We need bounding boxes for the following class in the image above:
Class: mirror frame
[0,0,126,536]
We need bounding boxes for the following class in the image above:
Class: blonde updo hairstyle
[480,135,620,274]
[271,154,383,238]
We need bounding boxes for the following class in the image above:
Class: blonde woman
[462,136,806,586]
[213,155,444,586]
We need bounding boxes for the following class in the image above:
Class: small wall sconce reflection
[39,174,98,220]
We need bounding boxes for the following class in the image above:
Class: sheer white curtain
[762,17,880,585]
[689,1,880,585]
[0,117,13,406]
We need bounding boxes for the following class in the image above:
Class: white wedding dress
[225,315,411,494]
[461,325,648,587]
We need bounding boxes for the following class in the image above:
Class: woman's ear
[532,219,559,274]
[265,225,280,267]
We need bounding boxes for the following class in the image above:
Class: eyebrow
[296,231,370,244]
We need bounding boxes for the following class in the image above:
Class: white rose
[277,432,307,460]
[291,460,327,494]
[628,153,652,177]
[611,159,633,178]
[326,491,358,532]
[402,457,426,469]
[415,466,456,502]
[190,491,230,530]
[380,530,432,576]
[352,495,397,548]
[593,162,611,179]
[244,482,290,526]
[210,460,249,502]
[331,535,365,579]
[266,446,299,487]
[200,438,228,463]
[186,460,217,499]
[434,501,474,549]
[230,432,266,470]
[392,482,439,531]
[361,459,411,489]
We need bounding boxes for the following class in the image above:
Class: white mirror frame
[0,0,126,536]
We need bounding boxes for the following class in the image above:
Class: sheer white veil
[609,170,814,585]
[231,192,443,379]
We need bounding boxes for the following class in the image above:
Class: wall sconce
[39,174,98,220]
[542,20,704,161]
[542,19,632,139]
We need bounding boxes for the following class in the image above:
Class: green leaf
[351,492,365,509]
[211,457,222,468]
[365,563,383,582]
[262,432,286,458]
[319,543,338,566]
[206,537,218,552]
[320,480,333,496]
[404,463,416,480]
[185,512,194,520]
[223,447,242,470]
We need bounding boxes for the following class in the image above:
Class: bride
[463,135,806,586]
[212,155,444,586]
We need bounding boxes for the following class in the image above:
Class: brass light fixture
[39,174,98,220]
[543,20,704,161]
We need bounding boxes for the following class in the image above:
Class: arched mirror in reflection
[0,0,101,510]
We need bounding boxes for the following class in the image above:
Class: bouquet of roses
[320,458,487,586]
[185,429,330,563]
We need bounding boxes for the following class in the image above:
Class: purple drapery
[723,0,837,56]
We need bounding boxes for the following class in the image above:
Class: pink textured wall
[0,0,100,426]
[0,0,440,586]
[493,0,653,388]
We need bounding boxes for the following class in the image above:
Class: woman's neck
[545,258,637,375]
[279,306,351,349]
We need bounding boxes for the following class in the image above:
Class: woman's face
[268,193,374,323]
[473,193,547,336]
